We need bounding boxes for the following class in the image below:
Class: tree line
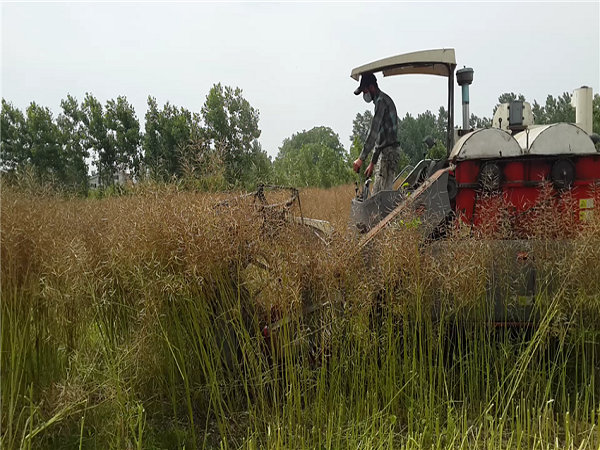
[1,83,270,194]
[2,89,599,193]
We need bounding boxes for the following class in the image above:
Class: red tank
[448,124,600,235]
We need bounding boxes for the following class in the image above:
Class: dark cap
[353,73,377,95]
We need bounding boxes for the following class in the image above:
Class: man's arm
[359,100,385,164]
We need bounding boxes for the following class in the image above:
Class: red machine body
[446,124,600,234]
[453,155,600,227]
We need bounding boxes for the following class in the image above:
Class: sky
[2,2,599,161]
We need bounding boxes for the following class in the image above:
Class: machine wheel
[551,159,576,190]
[479,163,502,192]
[447,175,458,201]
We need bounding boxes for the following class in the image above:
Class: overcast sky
[2,2,599,160]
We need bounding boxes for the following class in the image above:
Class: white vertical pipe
[571,87,593,134]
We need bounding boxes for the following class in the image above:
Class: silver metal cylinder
[462,95,469,131]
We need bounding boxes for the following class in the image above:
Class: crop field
[2,183,600,450]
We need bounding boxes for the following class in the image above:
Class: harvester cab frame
[350,48,458,155]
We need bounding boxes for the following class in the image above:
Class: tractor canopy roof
[350,48,456,80]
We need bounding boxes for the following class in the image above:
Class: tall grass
[1,182,600,449]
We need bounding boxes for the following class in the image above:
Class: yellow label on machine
[579,198,594,209]
[579,210,594,221]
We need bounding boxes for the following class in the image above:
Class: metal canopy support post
[447,64,456,157]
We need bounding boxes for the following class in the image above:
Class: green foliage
[201,83,264,186]
[105,96,142,177]
[3,84,595,197]
[143,85,266,188]
[82,93,111,186]
[427,141,447,160]
[493,91,578,128]
[244,141,274,189]
[143,96,200,182]
[3,85,266,194]
[470,113,491,129]
[436,105,449,136]
[397,109,447,164]
[349,135,362,161]
[352,106,452,169]
[81,94,143,188]
[57,95,89,193]
[274,126,352,188]
[349,110,373,144]
[1,99,29,172]
[397,150,411,174]
[532,92,576,125]
[2,97,89,194]
[24,102,64,181]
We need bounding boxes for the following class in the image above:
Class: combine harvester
[240,49,600,365]
[348,48,600,324]
[212,49,599,368]
[256,49,599,352]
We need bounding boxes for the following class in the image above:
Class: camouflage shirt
[359,90,399,165]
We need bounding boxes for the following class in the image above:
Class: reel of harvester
[214,183,332,244]
[209,184,337,372]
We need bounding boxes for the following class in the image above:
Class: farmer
[352,72,401,194]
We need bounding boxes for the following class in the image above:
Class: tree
[427,141,447,160]
[82,93,112,186]
[469,113,491,129]
[349,110,377,177]
[352,106,451,170]
[1,99,29,172]
[274,126,352,188]
[436,106,448,139]
[350,110,374,144]
[201,83,262,185]
[245,140,273,188]
[532,92,575,125]
[105,96,142,178]
[397,110,444,165]
[2,97,88,191]
[143,97,200,181]
[349,136,363,162]
[57,94,89,192]
[25,102,63,181]
[142,96,163,178]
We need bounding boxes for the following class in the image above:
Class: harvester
[350,49,599,242]
[347,48,600,324]
[227,49,599,366]
[258,49,599,345]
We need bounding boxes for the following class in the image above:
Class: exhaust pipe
[572,86,593,135]
[456,67,474,130]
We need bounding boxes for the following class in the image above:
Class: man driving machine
[352,72,401,194]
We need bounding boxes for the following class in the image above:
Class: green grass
[1,185,600,449]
